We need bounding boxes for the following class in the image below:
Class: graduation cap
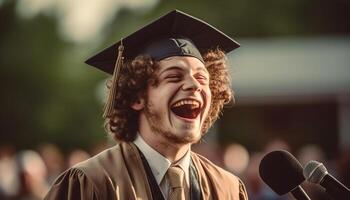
[85,10,240,118]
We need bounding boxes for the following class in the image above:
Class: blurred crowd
[0,139,349,200]
[0,142,108,200]
[194,138,350,200]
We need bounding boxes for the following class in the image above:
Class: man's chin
[163,131,202,145]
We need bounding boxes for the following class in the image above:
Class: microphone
[259,150,311,200]
[303,160,350,200]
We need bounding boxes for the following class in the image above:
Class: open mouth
[170,99,201,119]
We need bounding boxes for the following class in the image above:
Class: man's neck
[138,132,191,163]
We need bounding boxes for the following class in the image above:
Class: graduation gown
[44,142,248,200]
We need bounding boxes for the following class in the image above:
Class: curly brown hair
[104,49,233,142]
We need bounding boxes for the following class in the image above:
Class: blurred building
[218,37,350,158]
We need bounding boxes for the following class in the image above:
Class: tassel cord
[103,42,124,118]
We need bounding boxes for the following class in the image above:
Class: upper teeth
[172,100,200,108]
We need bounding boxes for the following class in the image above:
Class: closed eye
[165,74,182,82]
[195,74,209,84]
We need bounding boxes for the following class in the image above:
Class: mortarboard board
[85,9,240,74]
[85,10,240,118]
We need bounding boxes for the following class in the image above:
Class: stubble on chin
[144,102,201,145]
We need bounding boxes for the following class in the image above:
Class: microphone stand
[321,174,350,200]
[290,186,311,200]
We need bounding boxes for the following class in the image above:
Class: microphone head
[303,160,328,184]
[259,150,305,195]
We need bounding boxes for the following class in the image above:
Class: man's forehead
[158,56,208,73]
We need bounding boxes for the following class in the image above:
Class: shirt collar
[133,134,191,185]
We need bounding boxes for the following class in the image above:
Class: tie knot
[167,166,184,188]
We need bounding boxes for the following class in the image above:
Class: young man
[45,10,248,200]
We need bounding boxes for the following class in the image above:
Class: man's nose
[182,76,201,92]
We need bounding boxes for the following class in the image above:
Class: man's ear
[131,98,145,111]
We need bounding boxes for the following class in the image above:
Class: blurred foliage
[153,0,350,37]
[0,0,349,151]
[0,2,106,151]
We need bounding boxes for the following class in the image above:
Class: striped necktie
[167,166,185,200]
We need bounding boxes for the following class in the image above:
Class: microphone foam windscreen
[259,150,305,195]
[303,160,327,184]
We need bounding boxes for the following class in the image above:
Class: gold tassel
[103,40,124,118]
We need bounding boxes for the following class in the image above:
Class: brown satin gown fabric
[45,142,248,200]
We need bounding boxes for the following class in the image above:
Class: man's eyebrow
[195,66,209,75]
[159,65,209,76]
[159,66,183,76]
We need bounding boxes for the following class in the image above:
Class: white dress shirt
[133,134,191,198]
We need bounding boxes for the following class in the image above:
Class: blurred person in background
[89,141,110,156]
[244,152,268,200]
[263,138,290,154]
[297,144,332,200]
[244,138,290,200]
[191,141,224,166]
[37,143,65,185]
[0,145,20,200]
[223,143,250,176]
[67,149,90,167]
[45,10,248,200]
[297,144,326,166]
[16,150,49,200]
[336,146,350,188]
